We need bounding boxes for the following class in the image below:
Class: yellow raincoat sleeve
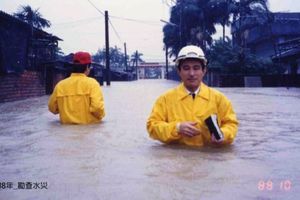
[48,87,59,114]
[89,81,105,120]
[147,96,181,143]
[217,94,239,144]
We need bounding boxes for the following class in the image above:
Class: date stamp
[0,181,48,190]
[257,180,292,191]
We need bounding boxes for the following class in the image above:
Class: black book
[205,115,223,141]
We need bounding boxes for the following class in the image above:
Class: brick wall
[0,71,45,103]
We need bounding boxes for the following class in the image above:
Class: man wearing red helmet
[147,45,238,147]
[48,51,105,124]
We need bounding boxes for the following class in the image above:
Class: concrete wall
[0,71,45,103]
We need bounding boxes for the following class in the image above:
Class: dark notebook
[205,115,223,141]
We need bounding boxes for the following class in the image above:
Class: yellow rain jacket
[147,83,238,147]
[48,73,105,124]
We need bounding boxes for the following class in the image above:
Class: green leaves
[207,38,283,75]
[93,46,132,71]
[163,0,270,58]
[13,5,51,29]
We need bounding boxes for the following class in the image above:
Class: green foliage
[163,0,270,56]
[13,5,51,29]
[93,46,130,71]
[93,46,145,72]
[163,0,218,56]
[130,51,144,68]
[207,38,284,75]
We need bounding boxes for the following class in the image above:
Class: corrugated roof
[0,10,62,41]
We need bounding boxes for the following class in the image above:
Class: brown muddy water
[0,80,299,200]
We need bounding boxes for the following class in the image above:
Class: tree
[207,37,283,74]
[130,51,144,69]
[232,0,269,21]
[163,0,218,57]
[208,0,235,42]
[93,49,106,65]
[93,46,129,71]
[13,5,51,29]
[206,0,271,44]
[130,51,144,79]
[230,0,271,47]
[163,0,271,57]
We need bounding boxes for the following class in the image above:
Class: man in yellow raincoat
[48,51,105,124]
[147,45,238,147]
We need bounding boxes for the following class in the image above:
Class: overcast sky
[1,0,300,62]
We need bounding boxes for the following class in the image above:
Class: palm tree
[163,0,270,56]
[93,46,129,71]
[208,0,234,42]
[163,0,218,56]
[130,51,143,79]
[163,23,181,57]
[13,5,51,29]
[130,51,144,68]
[230,0,270,47]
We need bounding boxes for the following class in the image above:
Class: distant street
[0,79,300,200]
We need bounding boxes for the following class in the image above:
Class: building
[138,62,166,79]
[231,12,300,74]
[0,10,62,102]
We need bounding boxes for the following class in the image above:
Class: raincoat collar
[177,82,209,101]
[184,86,200,95]
[71,73,87,77]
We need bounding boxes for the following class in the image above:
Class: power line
[108,19,123,44]
[60,0,171,28]
[85,0,163,48]
[86,0,105,16]
[87,0,163,26]
[52,16,102,26]
[110,15,161,26]
[86,0,123,44]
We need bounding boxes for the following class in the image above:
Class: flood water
[0,79,300,200]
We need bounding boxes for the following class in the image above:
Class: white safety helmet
[175,45,207,67]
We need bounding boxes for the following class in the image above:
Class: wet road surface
[0,80,300,200]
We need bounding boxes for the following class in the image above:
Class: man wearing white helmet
[147,45,238,147]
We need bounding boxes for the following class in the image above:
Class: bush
[206,38,284,75]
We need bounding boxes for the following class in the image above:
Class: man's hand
[211,134,224,144]
[177,122,201,137]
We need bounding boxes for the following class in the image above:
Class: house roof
[0,10,62,41]
[139,62,165,68]
[272,47,300,62]
[274,12,300,21]
[272,37,300,62]
[232,12,300,45]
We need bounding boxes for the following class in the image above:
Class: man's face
[178,58,206,92]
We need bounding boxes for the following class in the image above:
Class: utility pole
[135,50,138,80]
[165,45,169,79]
[124,42,128,72]
[105,10,111,86]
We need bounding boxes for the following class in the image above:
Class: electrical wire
[87,0,105,16]
[51,16,102,26]
[108,19,123,44]
[84,0,166,58]
[110,15,161,26]
[86,0,123,44]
